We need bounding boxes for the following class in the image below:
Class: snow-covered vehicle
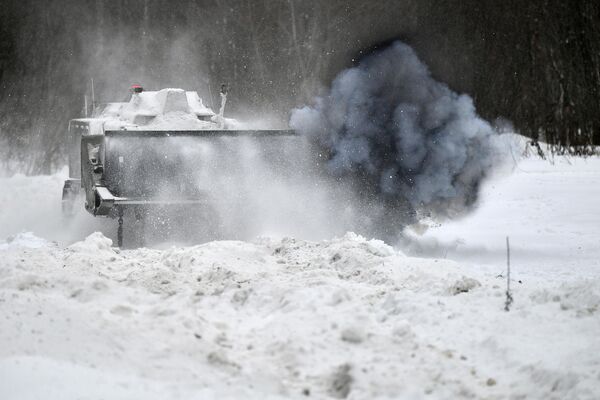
[62,86,294,246]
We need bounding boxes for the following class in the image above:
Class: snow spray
[290,41,508,220]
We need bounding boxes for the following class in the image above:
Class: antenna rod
[91,78,96,114]
[218,83,228,129]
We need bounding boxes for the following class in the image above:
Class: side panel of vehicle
[81,135,106,215]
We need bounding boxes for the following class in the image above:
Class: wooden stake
[504,236,513,311]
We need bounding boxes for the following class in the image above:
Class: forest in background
[0,0,598,174]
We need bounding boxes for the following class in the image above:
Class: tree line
[0,0,598,173]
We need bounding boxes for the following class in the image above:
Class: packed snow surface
[1,152,600,399]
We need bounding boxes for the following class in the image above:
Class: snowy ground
[1,152,599,399]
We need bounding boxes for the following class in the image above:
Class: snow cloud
[290,41,508,219]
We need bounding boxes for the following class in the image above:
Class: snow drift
[1,229,599,399]
[1,149,600,399]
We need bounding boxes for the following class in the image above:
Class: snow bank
[1,229,599,399]
[0,170,67,240]
[1,140,600,399]
[0,168,114,245]
[407,156,600,282]
[0,232,50,250]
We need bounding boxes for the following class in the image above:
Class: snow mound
[2,231,599,399]
[0,232,50,250]
[531,280,600,317]
[68,232,114,254]
[1,154,600,399]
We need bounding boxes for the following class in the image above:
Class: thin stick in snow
[504,236,513,311]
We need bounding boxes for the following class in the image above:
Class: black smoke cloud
[290,41,507,220]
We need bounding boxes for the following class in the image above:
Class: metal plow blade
[91,129,298,246]
[104,129,296,138]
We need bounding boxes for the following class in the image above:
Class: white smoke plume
[290,41,508,220]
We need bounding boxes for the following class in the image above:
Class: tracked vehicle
[63,86,294,246]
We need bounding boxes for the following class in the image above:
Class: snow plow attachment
[66,126,297,247]
[84,129,296,217]
[63,87,299,246]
